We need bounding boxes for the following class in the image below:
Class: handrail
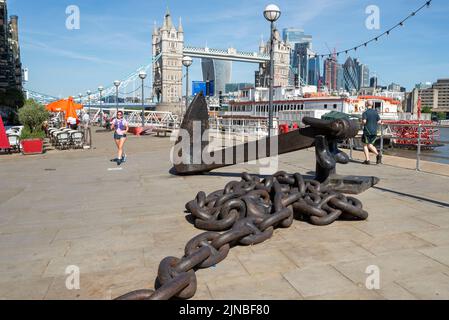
[379,122,449,171]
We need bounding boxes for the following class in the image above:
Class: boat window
[324,104,328,109]
[333,104,337,109]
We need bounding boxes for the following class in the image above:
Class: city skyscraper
[283,28,313,87]
[370,76,378,88]
[292,42,314,86]
[282,28,312,47]
[336,64,344,91]
[342,57,370,92]
[358,63,370,88]
[308,55,321,87]
[323,56,339,91]
[201,58,232,97]
[343,57,360,92]
[0,0,22,92]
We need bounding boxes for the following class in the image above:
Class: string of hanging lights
[309,0,432,59]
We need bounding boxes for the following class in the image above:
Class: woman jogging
[111,111,129,166]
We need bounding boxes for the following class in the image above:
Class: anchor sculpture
[172,93,379,194]
[115,94,379,300]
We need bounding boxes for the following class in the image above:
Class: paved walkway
[1,130,449,300]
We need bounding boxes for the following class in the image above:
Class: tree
[421,106,432,114]
[18,99,49,139]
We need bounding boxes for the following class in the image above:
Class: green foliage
[19,126,46,140]
[18,99,49,140]
[436,112,447,120]
[421,106,432,114]
[0,88,25,108]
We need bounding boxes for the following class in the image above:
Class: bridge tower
[152,8,184,113]
[259,29,290,88]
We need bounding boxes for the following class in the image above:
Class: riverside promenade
[1,130,449,300]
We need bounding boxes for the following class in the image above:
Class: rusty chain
[115,171,368,300]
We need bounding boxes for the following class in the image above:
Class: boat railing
[376,122,449,171]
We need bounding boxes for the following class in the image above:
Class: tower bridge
[182,46,269,64]
[28,9,292,112]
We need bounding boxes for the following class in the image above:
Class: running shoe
[376,154,382,165]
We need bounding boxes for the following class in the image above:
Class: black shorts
[362,134,377,145]
[114,133,127,140]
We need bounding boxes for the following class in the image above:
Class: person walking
[111,111,129,166]
[362,101,382,165]
[81,111,91,147]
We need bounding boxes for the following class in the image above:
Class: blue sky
[8,0,449,97]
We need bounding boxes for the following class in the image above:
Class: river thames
[386,127,449,165]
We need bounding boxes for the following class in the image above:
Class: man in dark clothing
[362,101,382,165]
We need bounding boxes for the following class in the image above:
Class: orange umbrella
[46,99,68,112]
[65,99,78,120]
[46,97,83,119]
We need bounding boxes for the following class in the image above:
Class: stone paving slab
[1,131,449,300]
[283,265,358,298]
[333,249,449,287]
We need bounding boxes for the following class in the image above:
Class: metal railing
[86,107,180,129]
[378,122,449,171]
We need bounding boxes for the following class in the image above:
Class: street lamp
[182,56,193,117]
[78,93,83,104]
[98,86,104,126]
[264,4,281,138]
[114,80,121,115]
[138,71,147,127]
[86,90,92,120]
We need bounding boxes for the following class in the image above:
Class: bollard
[380,124,384,164]
[416,123,422,171]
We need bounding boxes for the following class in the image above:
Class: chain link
[115,171,368,300]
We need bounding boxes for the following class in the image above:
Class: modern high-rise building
[282,28,312,47]
[388,83,402,92]
[358,63,370,88]
[432,79,449,111]
[336,64,344,92]
[292,42,314,86]
[342,57,369,92]
[412,79,449,113]
[370,76,378,88]
[283,28,313,87]
[201,58,232,97]
[343,57,360,93]
[308,55,321,87]
[323,56,339,92]
[0,0,22,92]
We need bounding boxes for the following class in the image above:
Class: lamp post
[78,93,83,104]
[182,56,193,117]
[114,80,121,115]
[86,90,92,121]
[264,4,281,138]
[138,71,147,127]
[98,86,104,126]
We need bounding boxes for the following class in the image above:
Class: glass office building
[201,58,232,96]
[343,57,360,92]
